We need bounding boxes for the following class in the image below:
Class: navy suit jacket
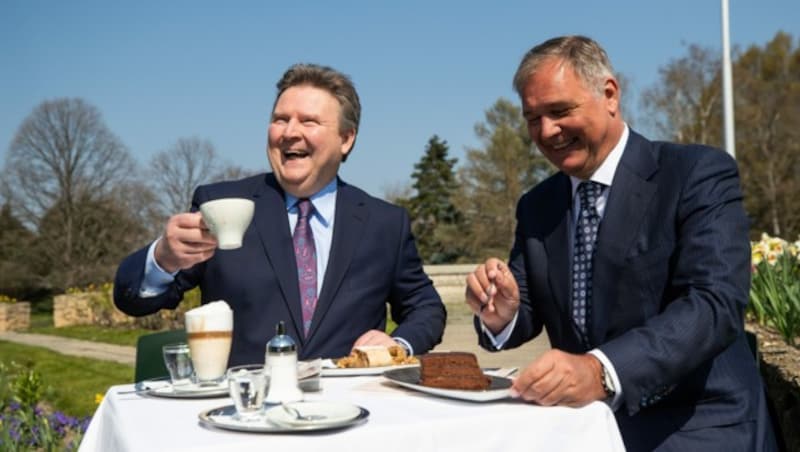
[477,131,776,451]
[115,173,446,364]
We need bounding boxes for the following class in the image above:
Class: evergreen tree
[407,135,462,263]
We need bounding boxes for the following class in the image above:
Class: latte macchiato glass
[184,301,233,385]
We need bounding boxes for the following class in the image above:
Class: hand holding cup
[155,212,218,273]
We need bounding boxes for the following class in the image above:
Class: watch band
[601,364,616,398]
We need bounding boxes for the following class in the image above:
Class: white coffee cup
[184,301,233,385]
[199,198,255,250]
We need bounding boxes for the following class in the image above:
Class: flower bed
[748,233,800,449]
[0,362,90,450]
[748,323,800,451]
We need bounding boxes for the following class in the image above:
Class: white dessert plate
[132,379,229,399]
[265,401,362,428]
[320,358,419,377]
[382,367,513,402]
[198,404,369,433]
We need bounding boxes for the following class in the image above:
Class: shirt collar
[570,123,629,196]
[284,178,337,227]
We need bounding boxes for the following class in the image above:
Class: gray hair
[274,63,361,159]
[513,35,616,98]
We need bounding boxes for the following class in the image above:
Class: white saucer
[265,401,362,428]
[172,381,226,393]
[143,380,228,398]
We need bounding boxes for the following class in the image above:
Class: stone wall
[0,302,30,332]
[424,264,474,304]
[53,293,132,328]
[750,324,800,451]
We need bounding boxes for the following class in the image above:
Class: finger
[512,353,556,395]
[173,212,206,229]
[484,258,506,280]
[465,272,490,308]
[535,373,569,406]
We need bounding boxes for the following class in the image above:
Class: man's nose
[539,116,561,140]
[282,118,301,138]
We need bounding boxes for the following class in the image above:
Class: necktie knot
[297,199,313,219]
[577,181,603,212]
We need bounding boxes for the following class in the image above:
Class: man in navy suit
[115,63,446,365]
[465,36,777,451]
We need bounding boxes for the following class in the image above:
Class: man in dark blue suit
[115,63,446,365]
[465,36,777,451]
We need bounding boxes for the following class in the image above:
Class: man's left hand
[511,349,606,407]
[353,329,399,349]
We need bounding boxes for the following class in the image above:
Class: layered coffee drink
[184,301,233,384]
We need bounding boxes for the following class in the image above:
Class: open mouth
[549,137,579,152]
[283,149,310,160]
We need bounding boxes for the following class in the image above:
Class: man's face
[268,85,355,198]
[521,57,621,180]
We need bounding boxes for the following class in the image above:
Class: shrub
[749,233,800,346]
[0,295,19,304]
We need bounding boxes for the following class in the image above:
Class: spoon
[281,403,327,422]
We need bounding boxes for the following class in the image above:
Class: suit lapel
[252,174,306,339]
[591,131,658,345]
[305,180,368,341]
[543,174,573,328]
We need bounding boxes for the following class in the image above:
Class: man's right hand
[465,258,520,334]
[154,212,218,273]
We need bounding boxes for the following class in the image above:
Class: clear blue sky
[2,0,797,199]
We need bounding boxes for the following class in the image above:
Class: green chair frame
[134,329,187,382]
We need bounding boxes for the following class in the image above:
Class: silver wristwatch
[601,364,616,398]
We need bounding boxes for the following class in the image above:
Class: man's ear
[340,129,356,157]
[604,77,620,117]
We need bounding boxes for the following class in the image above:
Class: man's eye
[553,108,570,117]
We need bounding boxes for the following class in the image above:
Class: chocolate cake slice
[419,352,491,390]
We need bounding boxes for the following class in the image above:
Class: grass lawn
[28,312,156,347]
[0,341,133,417]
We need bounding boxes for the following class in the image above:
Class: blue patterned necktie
[572,181,603,346]
[293,199,317,336]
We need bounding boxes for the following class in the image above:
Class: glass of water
[227,364,269,421]
[162,343,194,387]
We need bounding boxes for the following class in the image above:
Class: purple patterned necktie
[572,181,603,347]
[293,199,317,336]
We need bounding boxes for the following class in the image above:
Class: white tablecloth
[80,376,625,452]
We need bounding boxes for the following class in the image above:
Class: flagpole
[721,0,736,158]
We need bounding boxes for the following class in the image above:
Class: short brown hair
[513,35,615,98]
[274,63,361,159]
